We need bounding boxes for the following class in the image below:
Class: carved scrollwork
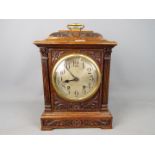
[81,50,102,66]
[53,92,99,111]
[51,50,64,64]
[40,47,49,61]
[49,31,103,39]
[50,49,103,112]
[40,47,48,56]
[50,49,102,65]
[104,48,112,60]
[104,52,111,60]
[42,119,111,128]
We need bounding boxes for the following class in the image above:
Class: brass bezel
[51,54,102,102]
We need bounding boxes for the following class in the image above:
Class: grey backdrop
[0,19,155,134]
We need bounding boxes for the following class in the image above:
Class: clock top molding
[34,23,117,48]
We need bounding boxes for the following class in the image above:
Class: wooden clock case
[34,24,117,130]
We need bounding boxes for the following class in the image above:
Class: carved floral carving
[50,49,104,112]
[40,47,48,57]
[42,119,111,128]
[50,31,103,39]
[104,48,111,60]
[51,49,102,65]
[53,92,99,111]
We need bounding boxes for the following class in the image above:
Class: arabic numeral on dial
[67,86,70,94]
[73,59,79,67]
[61,84,65,88]
[57,79,60,85]
[74,90,79,97]
[89,75,94,81]
[60,76,63,81]
[87,67,92,74]
[82,62,85,69]
[88,83,91,89]
[60,70,65,75]
[82,85,86,94]
[65,62,70,69]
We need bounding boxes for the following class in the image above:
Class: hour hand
[63,77,79,83]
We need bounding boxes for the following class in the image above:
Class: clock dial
[52,54,101,101]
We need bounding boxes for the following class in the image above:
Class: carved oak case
[34,24,117,130]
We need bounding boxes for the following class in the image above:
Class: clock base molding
[41,111,112,130]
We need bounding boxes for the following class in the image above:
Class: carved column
[40,47,52,112]
[102,48,112,111]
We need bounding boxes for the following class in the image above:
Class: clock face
[52,54,101,102]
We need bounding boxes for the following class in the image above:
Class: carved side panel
[102,47,112,111]
[42,119,111,129]
[40,47,52,112]
[49,49,104,112]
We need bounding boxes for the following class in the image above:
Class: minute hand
[66,67,79,80]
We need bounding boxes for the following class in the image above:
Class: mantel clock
[34,24,117,130]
